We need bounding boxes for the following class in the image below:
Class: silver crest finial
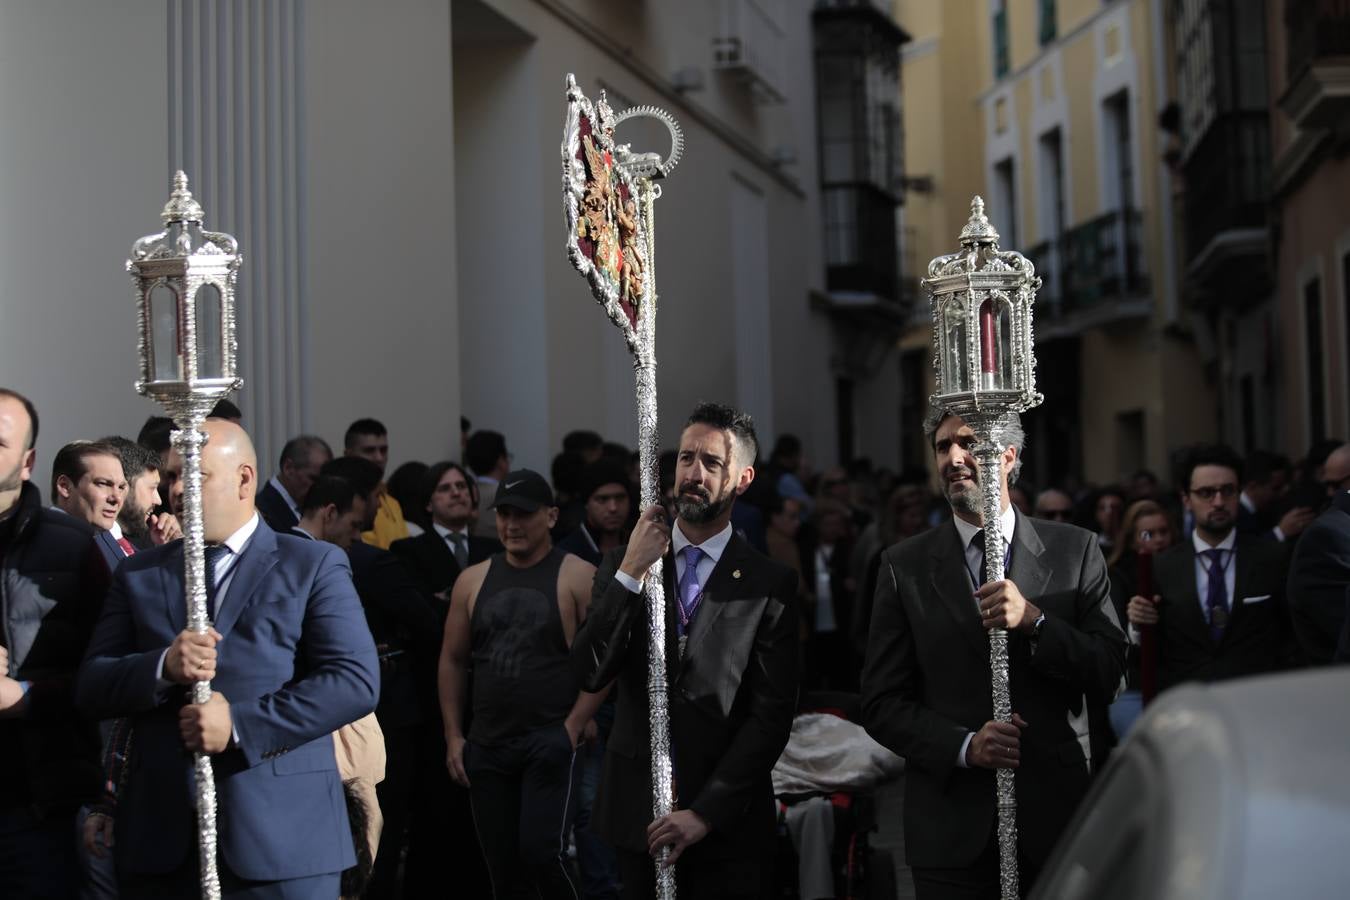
[959,194,999,246]
[161,170,205,225]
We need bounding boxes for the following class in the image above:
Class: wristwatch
[1031,613,1047,638]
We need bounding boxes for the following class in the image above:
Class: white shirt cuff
[614,570,643,595]
[956,732,974,768]
[1128,622,1141,645]
[1273,526,1286,542]
[155,648,172,690]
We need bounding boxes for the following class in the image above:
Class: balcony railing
[822,183,899,303]
[1027,209,1148,318]
[1182,112,1270,262]
[1285,0,1350,80]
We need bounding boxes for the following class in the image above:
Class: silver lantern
[923,195,1043,900]
[127,170,242,900]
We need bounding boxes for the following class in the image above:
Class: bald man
[77,420,380,899]
[1289,443,1350,664]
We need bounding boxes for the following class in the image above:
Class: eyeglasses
[1188,484,1238,502]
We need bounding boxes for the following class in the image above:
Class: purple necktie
[1203,548,1229,643]
[676,544,705,637]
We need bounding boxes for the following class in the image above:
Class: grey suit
[862,511,1126,876]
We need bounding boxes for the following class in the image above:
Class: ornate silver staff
[127,172,242,900]
[562,74,684,898]
[923,197,1042,900]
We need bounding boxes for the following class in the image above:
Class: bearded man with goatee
[861,411,1126,899]
[573,402,799,900]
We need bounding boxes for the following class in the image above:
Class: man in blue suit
[76,419,380,899]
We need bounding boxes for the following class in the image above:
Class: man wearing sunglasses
[1127,444,1295,691]
[1287,443,1350,664]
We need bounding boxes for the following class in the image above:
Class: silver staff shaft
[632,176,677,898]
[975,440,1019,900]
[170,421,222,900]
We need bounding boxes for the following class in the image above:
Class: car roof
[1034,667,1350,900]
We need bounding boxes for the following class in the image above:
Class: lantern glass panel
[194,283,224,380]
[941,294,971,393]
[996,298,1014,389]
[149,283,180,382]
[977,294,1015,391]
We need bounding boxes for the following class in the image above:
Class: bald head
[1323,443,1350,495]
[197,418,259,542]
[1034,488,1074,522]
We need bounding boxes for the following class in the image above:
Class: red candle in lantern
[1137,545,1159,705]
[979,298,997,375]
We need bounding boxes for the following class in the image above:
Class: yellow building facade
[896,0,1216,491]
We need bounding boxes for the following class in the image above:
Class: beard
[119,500,151,542]
[674,482,736,524]
[941,464,983,516]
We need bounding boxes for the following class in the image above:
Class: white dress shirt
[432,521,472,545]
[613,521,733,596]
[951,503,1017,596]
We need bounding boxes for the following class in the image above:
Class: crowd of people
[2,382,1348,899]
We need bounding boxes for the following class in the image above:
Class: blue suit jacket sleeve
[77,564,172,718]
[229,546,380,768]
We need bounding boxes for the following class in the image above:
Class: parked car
[1032,667,1350,900]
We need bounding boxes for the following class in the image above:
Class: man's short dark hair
[552,452,585,497]
[579,461,631,503]
[51,440,121,501]
[279,434,333,471]
[563,430,603,455]
[388,461,431,529]
[137,416,174,456]
[344,418,387,450]
[1244,449,1291,486]
[770,434,801,463]
[465,430,507,477]
[98,435,160,480]
[685,402,758,469]
[1176,443,1244,492]
[320,456,383,500]
[300,475,360,516]
[0,388,39,450]
[210,398,243,421]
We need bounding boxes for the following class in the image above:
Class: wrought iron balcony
[1280,0,1350,130]
[1028,209,1149,324]
[821,183,900,305]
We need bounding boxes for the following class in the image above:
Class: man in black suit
[1128,444,1295,690]
[256,434,332,533]
[862,411,1126,898]
[390,461,500,609]
[1289,444,1350,664]
[573,402,799,900]
[1236,449,1314,544]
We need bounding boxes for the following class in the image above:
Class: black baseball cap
[492,469,555,512]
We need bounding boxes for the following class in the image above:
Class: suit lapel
[1160,545,1208,644]
[162,542,187,633]
[930,521,987,658]
[680,534,748,666]
[1224,535,1257,644]
[1007,511,1052,606]
[212,522,280,637]
[424,530,462,584]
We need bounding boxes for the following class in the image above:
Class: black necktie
[972,531,989,587]
[204,544,231,621]
[447,532,469,569]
